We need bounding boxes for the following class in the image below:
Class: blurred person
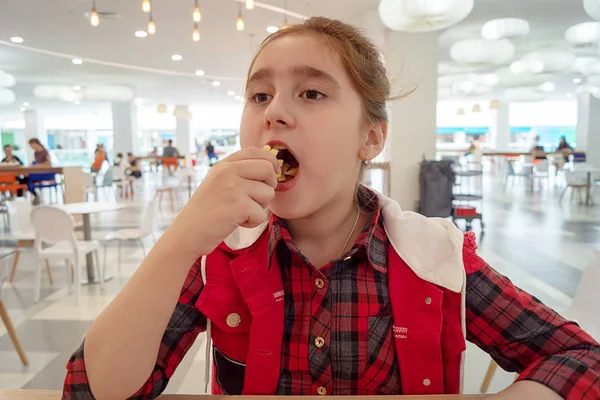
[556,136,574,162]
[28,138,51,166]
[1,144,23,165]
[63,17,599,400]
[163,140,180,158]
[91,144,108,173]
[206,140,216,167]
[530,135,546,161]
[124,152,142,197]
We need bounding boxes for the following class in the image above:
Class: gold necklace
[339,204,361,258]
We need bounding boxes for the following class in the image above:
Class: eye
[249,93,272,103]
[300,90,326,100]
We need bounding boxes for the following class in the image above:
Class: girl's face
[241,33,380,219]
[30,142,41,151]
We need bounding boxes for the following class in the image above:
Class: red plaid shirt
[63,195,600,399]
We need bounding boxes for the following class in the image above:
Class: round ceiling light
[212,81,221,87]
[565,21,600,44]
[72,58,83,65]
[584,0,600,21]
[520,50,576,73]
[537,81,556,93]
[195,69,205,76]
[378,0,474,32]
[0,88,16,105]
[10,36,24,44]
[450,38,515,67]
[0,70,16,88]
[171,54,183,61]
[135,30,149,38]
[481,18,530,40]
[266,26,279,34]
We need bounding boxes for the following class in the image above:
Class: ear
[359,121,387,162]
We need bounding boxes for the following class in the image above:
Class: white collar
[223,192,464,293]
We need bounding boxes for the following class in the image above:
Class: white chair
[6,200,53,285]
[31,206,103,304]
[559,170,591,204]
[481,249,600,393]
[103,200,156,275]
[532,160,550,190]
[0,249,28,366]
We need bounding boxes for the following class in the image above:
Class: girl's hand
[165,147,280,259]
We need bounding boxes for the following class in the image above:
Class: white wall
[509,101,577,127]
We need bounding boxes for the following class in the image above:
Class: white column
[489,104,510,151]
[111,101,137,154]
[576,93,600,167]
[23,109,48,164]
[384,30,439,211]
[175,105,194,158]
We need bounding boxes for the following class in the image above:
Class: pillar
[24,109,48,160]
[111,101,137,154]
[577,93,600,167]
[384,30,439,211]
[175,105,194,158]
[489,103,511,151]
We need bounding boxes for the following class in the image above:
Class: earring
[363,154,370,165]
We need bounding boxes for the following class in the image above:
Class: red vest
[196,231,480,395]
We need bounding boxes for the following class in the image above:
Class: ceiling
[0,0,595,123]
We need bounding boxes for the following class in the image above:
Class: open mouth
[263,144,299,183]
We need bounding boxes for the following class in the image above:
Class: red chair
[162,157,179,174]
[0,174,28,197]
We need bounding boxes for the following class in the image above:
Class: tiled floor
[0,166,598,395]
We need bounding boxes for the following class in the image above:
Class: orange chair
[0,174,28,197]
[162,157,179,174]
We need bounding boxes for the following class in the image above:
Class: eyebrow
[246,65,340,89]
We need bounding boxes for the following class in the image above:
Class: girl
[28,138,51,167]
[63,17,599,400]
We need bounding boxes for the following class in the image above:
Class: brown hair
[246,17,392,124]
[28,138,46,149]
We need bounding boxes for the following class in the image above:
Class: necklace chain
[339,204,361,258]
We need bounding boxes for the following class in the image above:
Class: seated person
[28,138,51,167]
[124,152,142,196]
[91,144,108,173]
[530,135,546,161]
[1,144,23,165]
[556,136,574,162]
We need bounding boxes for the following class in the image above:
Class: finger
[224,147,281,174]
[240,199,269,228]
[241,180,275,209]
[235,160,278,189]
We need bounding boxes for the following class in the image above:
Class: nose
[263,95,296,130]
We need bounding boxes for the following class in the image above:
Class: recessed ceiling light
[195,69,205,76]
[573,78,582,84]
[228,91,235,96]
[135,30,148,38]
[171,54,183,61]
[10,36,24,44]
[212,81,221,87]
[72,58,83,65]
[22,102,30,107]
[266,26,279,34]
[538,81,556,92]
[73,85,81,91]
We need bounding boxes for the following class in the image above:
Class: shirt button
[315,278,325,289]
[226,313,241,328]
[317,386,327,396]
[314,337,325,348]
[423,378,431,386]
[425,297,432,305]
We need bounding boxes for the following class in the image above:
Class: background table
[0,390,489,399]
[59,202,125,283]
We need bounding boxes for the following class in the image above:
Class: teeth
[272,144,286,150]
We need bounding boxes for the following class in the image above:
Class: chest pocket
[196,282,253,395]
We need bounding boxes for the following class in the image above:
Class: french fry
[270,149,279,157]
[285,168,298,176]
[277,175,286,182]
[263,145,272,152]
[277,159,284,167]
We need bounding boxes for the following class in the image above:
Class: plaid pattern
[273,196,401,395]
[466,263,600,399]
[63,189,600,399]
